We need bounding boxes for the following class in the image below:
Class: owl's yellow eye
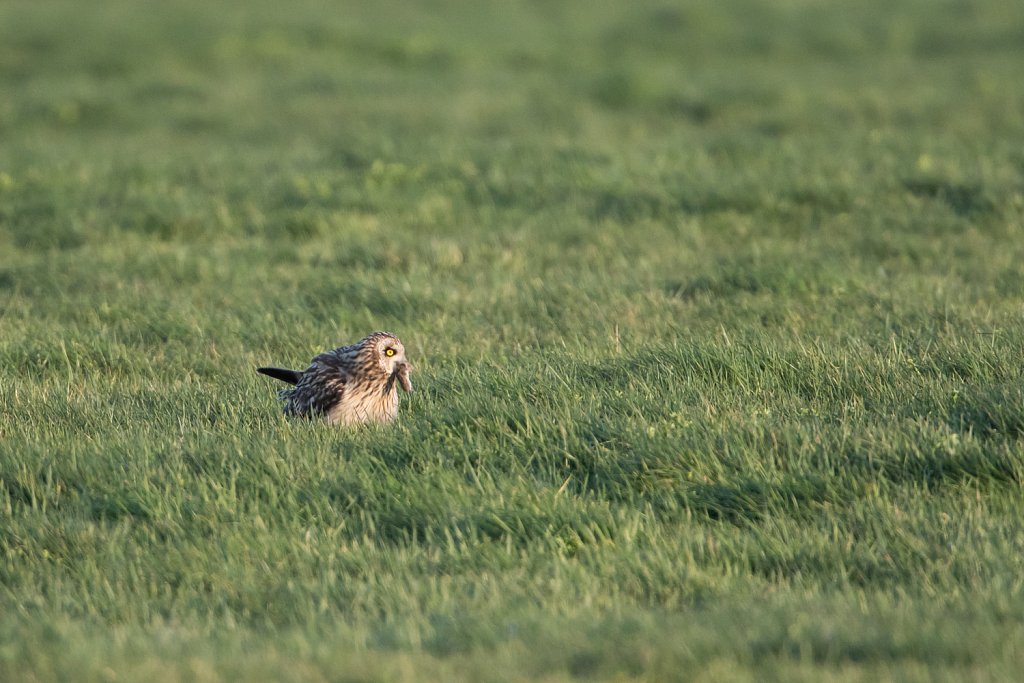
[385,348,396,357]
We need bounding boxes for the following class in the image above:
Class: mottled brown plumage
[257,332,412,426]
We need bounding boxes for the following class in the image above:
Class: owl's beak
[395,361,413,393]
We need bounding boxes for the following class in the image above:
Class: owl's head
[363,331,413,392]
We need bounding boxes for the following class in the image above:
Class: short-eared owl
[257,331,413,425]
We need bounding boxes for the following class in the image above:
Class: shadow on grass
[666,255,842,300]
[946,382,1024,440]
[903,178,995,217]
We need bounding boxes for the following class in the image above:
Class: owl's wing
[283,353,351,418]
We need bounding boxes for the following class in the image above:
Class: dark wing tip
[257,367,302,385]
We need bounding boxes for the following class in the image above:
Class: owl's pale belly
[327,386,400,425]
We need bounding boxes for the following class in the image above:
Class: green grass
[2,0,1024,679]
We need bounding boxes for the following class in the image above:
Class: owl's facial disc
[376,337,412,392]
[377,340,402,370]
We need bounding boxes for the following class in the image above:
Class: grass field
[2,0,1024,680]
